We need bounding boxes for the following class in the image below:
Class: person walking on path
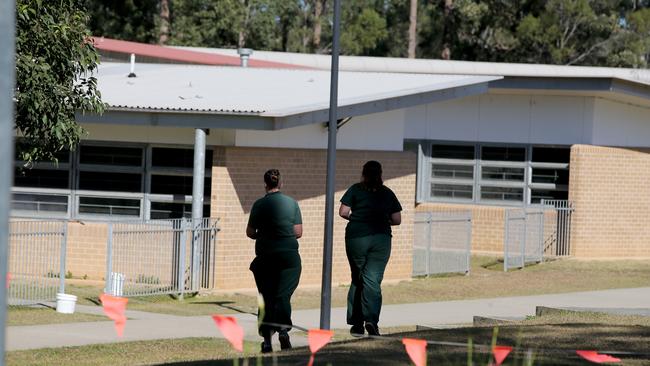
[247,169,303,353]
[339,160,402,336]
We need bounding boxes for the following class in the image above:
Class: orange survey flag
[99,293,128,337]
[212,315,244,352]
[307,329,334,366]
[492,345,513,366]
[576,350,621,364]
[402,338,427,366]
[5,273,11,289]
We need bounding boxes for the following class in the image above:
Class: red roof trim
[92,37,307,69]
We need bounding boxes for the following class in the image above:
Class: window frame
[11,141,213,220]
[417,140,570,207]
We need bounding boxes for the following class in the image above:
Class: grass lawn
[66,256,650,317]
[6,312,649,365]
[7,306,106,326]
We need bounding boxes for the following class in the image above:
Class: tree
[15,0,104,164]
[408,0,418,58]
[84,0,159,43]
[158,0,170,44]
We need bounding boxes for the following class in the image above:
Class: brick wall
[65,222,108,279]
[211,147,416,290]
[569,144,650,257]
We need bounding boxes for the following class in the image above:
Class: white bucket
[56,293,77,314]
[110,272,125,297]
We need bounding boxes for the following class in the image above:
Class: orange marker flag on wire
[576,350,621,364]
[492,346,513,366]
[212,315,244,352]
[99,294,128,337]
[5,273,11,289]
[402,338,428,366]
[307,329,334,366]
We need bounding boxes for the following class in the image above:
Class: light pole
[319,0,341,330]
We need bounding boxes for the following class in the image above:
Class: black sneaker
[278,331,292,350]
[365,322,380,336]
[350,324,365,336]
[260,340,273,353]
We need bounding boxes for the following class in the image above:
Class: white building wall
[405,94,592,145]
[82,124,236,146]
[591,98,650,147]
[235,109,405,151]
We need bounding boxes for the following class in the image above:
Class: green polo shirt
[248,191,302,255]
[340,183,402,239]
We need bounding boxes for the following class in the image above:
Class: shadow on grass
[154,322,650,366]
[189,301,256,316]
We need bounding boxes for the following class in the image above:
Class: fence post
[538,211,544,263]
[521,211,527,269]
[426,212,432,276]
[178,218,187,298]
[465,212,472,275]
[58,222,68,294]
[503,210,509,272]
[105,223,113,294]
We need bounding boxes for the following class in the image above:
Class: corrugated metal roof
[97,62,500,116]
[176,46,650,86]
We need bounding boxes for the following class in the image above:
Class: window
[428,144,474,202]
[419,142,570,206]
[11,143,213,219]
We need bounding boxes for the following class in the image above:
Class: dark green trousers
[250,250,301,336]
[345,233,391,326]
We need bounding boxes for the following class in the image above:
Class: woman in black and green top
[339,160,402,337]
[247,169,302,353]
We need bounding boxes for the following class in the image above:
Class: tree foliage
[15,0,104,164]
[80,0,650,64]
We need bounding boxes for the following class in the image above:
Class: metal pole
[191,128,206,292]
[191,129,206,222]
[105,223,113,294]
[319,0,341,330]
[59,223,68,294]
[0,2,15,363]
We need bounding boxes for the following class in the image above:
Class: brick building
[12,46,650,290]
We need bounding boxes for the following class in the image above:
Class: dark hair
[361,161,383,190]
[264,169,281,189]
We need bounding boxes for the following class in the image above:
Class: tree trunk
[312,0,323,51]
[158,0,170,45]
[238,0,251,48]
[407,0,417,58]
[441,0,453,60]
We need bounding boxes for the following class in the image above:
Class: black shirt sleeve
[340,184,355,207]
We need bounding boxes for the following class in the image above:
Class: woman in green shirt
[247,169,302,353]
[339,161,402,337]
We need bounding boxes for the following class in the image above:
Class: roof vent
[128,53,137,78]
[237,48,253,68]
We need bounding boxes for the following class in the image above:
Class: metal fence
[8,220,67,305]
[105,218,219,297]
[541,200,574,256]
[504,209,545,271]
[413,211,472,276]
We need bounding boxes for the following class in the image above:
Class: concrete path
[7,287,650,351]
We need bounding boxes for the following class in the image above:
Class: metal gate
[504,209,544,271]
[413,211,472,276]
[8,221,67,305]
[105,218,218,297]
[541,200,574,256]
